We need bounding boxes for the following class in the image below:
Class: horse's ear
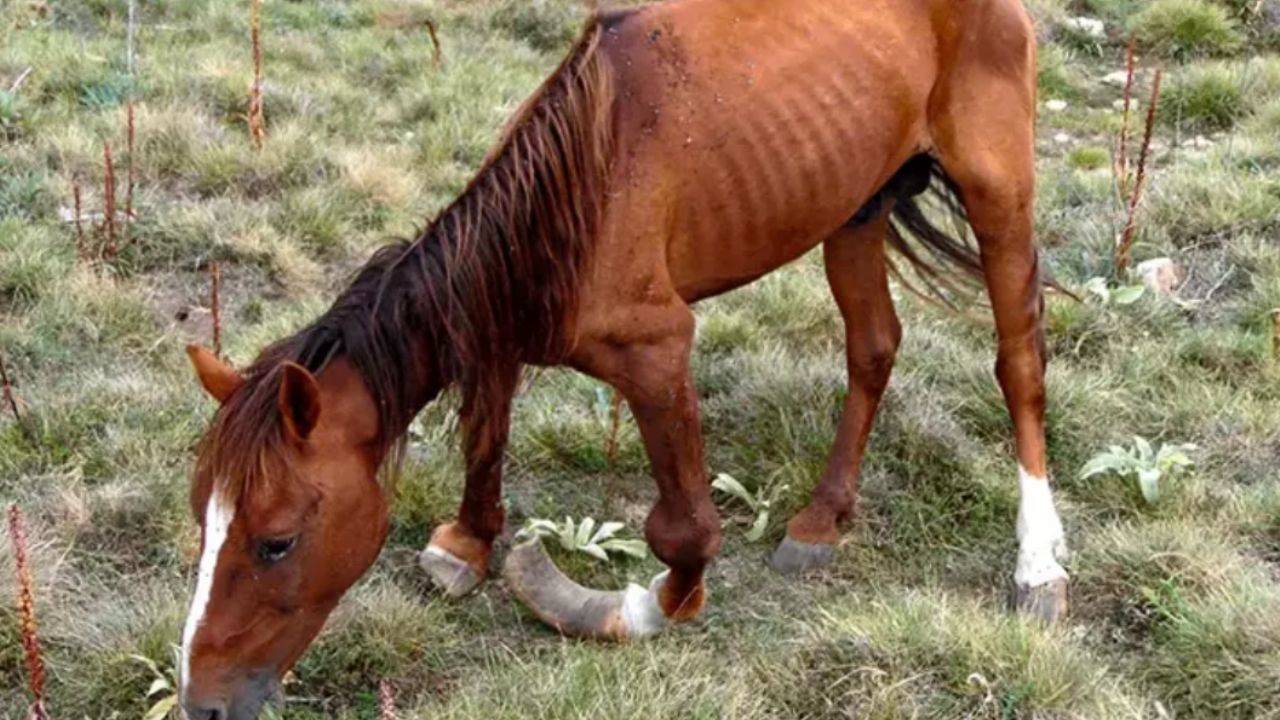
[186,345,243,403]
[278,362,322,441]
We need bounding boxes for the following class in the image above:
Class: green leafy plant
[517,516,647,562]
[1079,436,1196,504]
[1083,276,1146,305]
[131,652,179,720]
[712,473,788,542]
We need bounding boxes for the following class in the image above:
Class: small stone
[1136,257,1183,297]
[1104,70,1131,87]
[1045,99,1068,112]
[1112,99,1126,111]
[1053,132,1072,144]
[1064,16,1105,38]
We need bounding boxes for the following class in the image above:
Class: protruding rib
[503,539,668,640]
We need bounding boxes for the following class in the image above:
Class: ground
[2,0,1280,718]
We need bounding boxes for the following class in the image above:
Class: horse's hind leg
[420,363,520,597]
[931,8,1068,621]
[771,207,900,575]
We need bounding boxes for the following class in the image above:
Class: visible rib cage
[199,18,617,498]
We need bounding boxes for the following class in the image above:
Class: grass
[1130,0,1244,59]
[2,0,1280,718]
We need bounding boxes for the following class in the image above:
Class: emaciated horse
[179,1,1068,716]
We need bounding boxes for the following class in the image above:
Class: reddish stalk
[605,390,623,466]
[378,679,397,720]
[7,504,48,720]
[1271,309,1280,360]
[211,262,223,358]
[1115,36,1136,200]
[72,178,86,262]
[1116,68,1162,277]
[124,100,136,245]
[0,351,27,435]
[102,141,118,262]
[247,0,266,150]
[425,19,443,68]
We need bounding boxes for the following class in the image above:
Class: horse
[178,0,1069,716]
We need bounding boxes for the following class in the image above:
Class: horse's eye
[257,536,297,564]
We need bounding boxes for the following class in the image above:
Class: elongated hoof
[419,545,484,597]
[503,539,669,640]
[1015,577,1069,624]
[769,536,835,576]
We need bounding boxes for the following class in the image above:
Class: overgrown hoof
[1014,577,1069,624]
[419,544,484,597]
[769,536,835,576]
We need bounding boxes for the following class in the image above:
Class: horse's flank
[196,17,618,502]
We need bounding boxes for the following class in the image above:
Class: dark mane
[199,18,616,499]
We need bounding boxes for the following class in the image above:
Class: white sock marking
[1015,466,1068,587]
[181,491,235,702]
[621,571,670,638]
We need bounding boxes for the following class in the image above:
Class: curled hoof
[1014,577,1069,624]
[769,536,835,576]
[503,538,669,640]
[419,545,484,597]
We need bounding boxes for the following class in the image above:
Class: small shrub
[1130,0,1243,59]
[1080,436,1196,505]
[1163,62,1246,130]
[1067,145,1111,170]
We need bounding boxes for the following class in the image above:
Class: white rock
[1045,99,1068,112]
[1104,70,1131,87]
[1136,258,1183,297]
[1053,132,1073,144]
[1112,99,1127,111]
[1064,16,1106,38]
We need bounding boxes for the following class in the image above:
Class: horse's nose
[181,700,227,720]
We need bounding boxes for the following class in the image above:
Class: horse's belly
[602,0,936,301]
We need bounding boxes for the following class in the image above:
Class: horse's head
[179,346,389,720]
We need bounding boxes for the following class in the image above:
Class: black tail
[858,154,1069,308]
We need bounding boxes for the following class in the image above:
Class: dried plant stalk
[7,504,48,720]
[605,390,623,465]
[211,262,223,358]
[1116,68,1162,277]
[425,19,443,68]
[379,679,397,720]
[102,141,118,261]
[124,100,136,244]
[0,351,26,434]
[72,178,86,261]
[247,0,267,150]
[1272,309,1280,360]
[1115,36,1136,200]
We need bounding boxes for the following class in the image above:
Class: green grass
[1130,0,1244,59]
[3,0,1280,718]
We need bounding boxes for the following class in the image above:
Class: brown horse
[179,0,1069,716]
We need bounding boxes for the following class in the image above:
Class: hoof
[1014,577,1069,624]
[419,545,484,597]
[769,536,835,576]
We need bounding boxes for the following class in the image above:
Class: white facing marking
[621,571,670,638]
[1015,466,1068,587]
[180,490,235,702]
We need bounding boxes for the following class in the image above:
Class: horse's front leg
[420,362,520,597]
[503,299,722,639]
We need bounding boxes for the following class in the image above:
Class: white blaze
[181,490,236,701]
[1015,466,1068,587]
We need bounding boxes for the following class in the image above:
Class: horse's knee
[644,495,721,574]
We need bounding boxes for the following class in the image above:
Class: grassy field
[3,0,1280,717]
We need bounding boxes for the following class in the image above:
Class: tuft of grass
[1129,0,1244,59]
[759,590,1147,719]
[1162,60,1247,130]
[1067,145,1111,170]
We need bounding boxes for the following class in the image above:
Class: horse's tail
[869,154,1070,309]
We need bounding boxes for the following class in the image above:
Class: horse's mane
[198,18,616,500]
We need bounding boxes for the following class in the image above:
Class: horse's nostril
[184,703,225,720]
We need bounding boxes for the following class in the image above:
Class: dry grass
[1,0,1279,717]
